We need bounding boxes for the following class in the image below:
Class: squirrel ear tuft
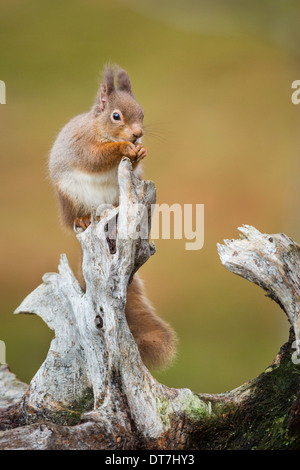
[95,65,115,114]
[102,64,115,95]
[116,67,133,95]
[99,83,108,113]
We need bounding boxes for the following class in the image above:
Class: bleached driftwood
[218,226,300,355]
[0,160,299,449]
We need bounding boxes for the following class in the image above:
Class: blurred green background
[1,0,300,394]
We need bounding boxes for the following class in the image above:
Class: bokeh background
[1,0,300,393]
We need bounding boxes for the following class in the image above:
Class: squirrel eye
[112,112,121,121]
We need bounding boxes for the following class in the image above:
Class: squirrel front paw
[120,141,138,160]
[120,141,147,163]
[134,144,147,163]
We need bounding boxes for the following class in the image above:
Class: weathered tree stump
[0,159,299,449]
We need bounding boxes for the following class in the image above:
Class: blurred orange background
[1,0,299,393]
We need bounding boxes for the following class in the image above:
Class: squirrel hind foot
[73,215,92,233]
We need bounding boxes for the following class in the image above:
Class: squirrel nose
[131,125,143,140]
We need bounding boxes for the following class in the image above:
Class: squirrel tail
[126,274,177,370]
[78,250,176,370]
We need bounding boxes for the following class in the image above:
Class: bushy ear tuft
[102,64,115,96]
[94,64,116,114]
[116,67,133,95]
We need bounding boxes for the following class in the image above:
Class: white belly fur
[58,168,120,210]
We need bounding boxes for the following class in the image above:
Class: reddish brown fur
[76,140,144,173]
[78,266,176,369]
[56,186,78,228]
[50,64,176,369]
[125,275,176,369]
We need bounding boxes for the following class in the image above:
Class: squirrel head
[93,65,144,144]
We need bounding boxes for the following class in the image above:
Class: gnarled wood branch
[218,226,300,354]
[0,161,299,449]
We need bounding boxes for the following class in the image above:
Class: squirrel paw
[120,142,147,163]
[120,141,138,160]
[73,215,92,233]
[134,144,147,163]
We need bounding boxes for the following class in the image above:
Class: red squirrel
[49,65,176,369]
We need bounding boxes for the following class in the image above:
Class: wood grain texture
[0,162,299,449]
